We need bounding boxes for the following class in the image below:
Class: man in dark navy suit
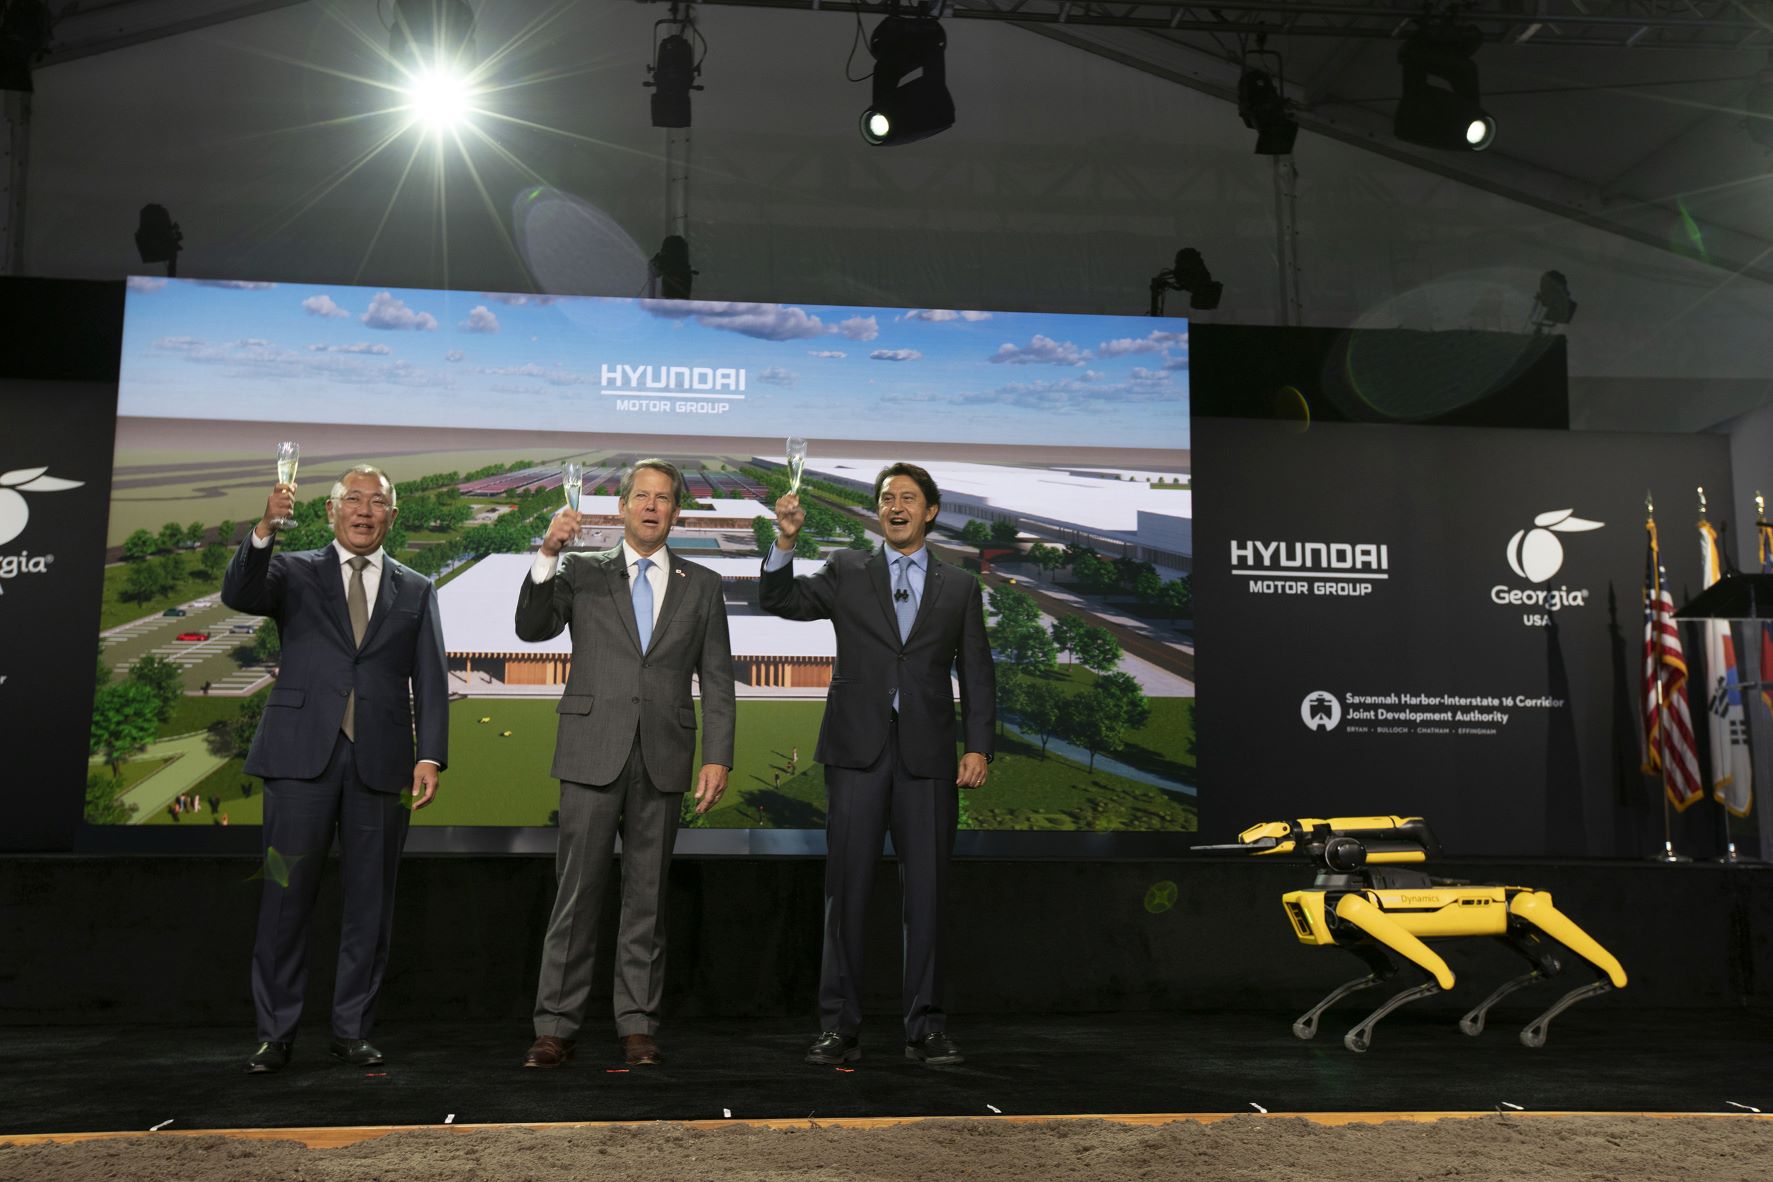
[223,464,447,1073]
[760,463,994,1066]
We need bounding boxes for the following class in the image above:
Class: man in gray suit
[761,463,994,1067]
[223,465,447,1074]
[517,459,734,1069]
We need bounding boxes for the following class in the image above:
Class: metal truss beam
[695,0,1773,51]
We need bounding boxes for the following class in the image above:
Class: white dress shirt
[531,540,668,629]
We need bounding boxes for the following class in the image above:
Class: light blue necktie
[893,554,918,644]
[633,556,654,653]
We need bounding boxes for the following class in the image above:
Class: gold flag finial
[1697,485,1707,516]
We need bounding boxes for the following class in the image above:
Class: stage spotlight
[1148,248,1223,316]
[1394,22,1495,152]
[0,0,49,93]
[134,204,183,278]
[859,6,954,147]
[1745,71,1773,148]
[646,9,704,129]
[1531,270,1577,330]
[649,235,696,300]
[1238,42,1298,156]
[403,66,473,132]
[390,0,478,132]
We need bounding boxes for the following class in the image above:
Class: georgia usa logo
[0,466,82,587]
[1492,508,1602,626]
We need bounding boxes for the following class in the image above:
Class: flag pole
[1650,494,1684,862]
[1698,485,1742,864]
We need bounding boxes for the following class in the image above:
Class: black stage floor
[3,1008,1768,1136]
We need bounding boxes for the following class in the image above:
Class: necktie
[343,556,369,741]
[633,556,654,653]
[893,555,917,644]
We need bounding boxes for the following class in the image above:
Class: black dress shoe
[329,1037,386,1067]
[245,1041,291,1073]
[905,1031,963,1065]
[805,1031,861,1065]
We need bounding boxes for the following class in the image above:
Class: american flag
[1643,516,1704,810]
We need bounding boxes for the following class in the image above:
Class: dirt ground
[4,1115,1770,1182]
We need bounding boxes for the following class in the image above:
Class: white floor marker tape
[723,1108,732,1118]
[1499,1102,1525,1111]
[1250,1103,1267,1114]
[445,1114,456,1124]
[986,1105,1002,1114]
[149,1119,174,1132]
[1725,1102,1762,1113]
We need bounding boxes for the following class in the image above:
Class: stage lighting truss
[1394,20,1495,152]
[389,0,481,134]
[1237,41,1298,156]
[858,2,955,146]
[646,5,706,129]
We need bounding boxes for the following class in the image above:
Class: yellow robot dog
[1201,816,1627,1053]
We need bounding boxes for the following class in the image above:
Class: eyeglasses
[337,493,393,513]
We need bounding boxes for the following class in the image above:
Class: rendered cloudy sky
[117,278,1189,449]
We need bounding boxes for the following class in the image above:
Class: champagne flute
[786,436,808,494]
[562,461,583,512]
[271,441,299,531]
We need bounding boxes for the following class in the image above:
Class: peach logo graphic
[0,466,84,547]
[1505,509,1603,583]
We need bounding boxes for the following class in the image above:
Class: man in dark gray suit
[223,465,447,1074]
[761,462,994,1066]
[517,459,734,1069]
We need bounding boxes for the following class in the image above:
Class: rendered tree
[1062,688,1128,772]
[1051,614,1086,665]
[157,522,185,552]
[252,619,282,664]
[1094,670,1151,730]
[1076,626,1123,679]
[84,771,135,825]
[1019,680,1065,756]
[90,680,161,774]
[121,529,157,561]
[128,654,184,723]
[989,519,1020,545]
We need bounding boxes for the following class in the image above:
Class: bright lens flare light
[402,66,476,133]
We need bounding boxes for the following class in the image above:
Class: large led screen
[96,279,1192,833]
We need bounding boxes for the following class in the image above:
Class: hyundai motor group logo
[1301,691,1342,731]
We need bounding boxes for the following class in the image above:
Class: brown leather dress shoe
[524,1034,575,1068]
[620,1033,663,1066]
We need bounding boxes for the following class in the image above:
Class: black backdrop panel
[1,277,125,851]
[1193,417,1733,857]
[1191,324,1568,429]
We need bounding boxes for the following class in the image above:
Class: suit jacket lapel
[356,554,398,652]
[906,553,943,645]
[650,548,689,644]
[600,547,645,655]
[867,548,900,642]
[313,547,356,650]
